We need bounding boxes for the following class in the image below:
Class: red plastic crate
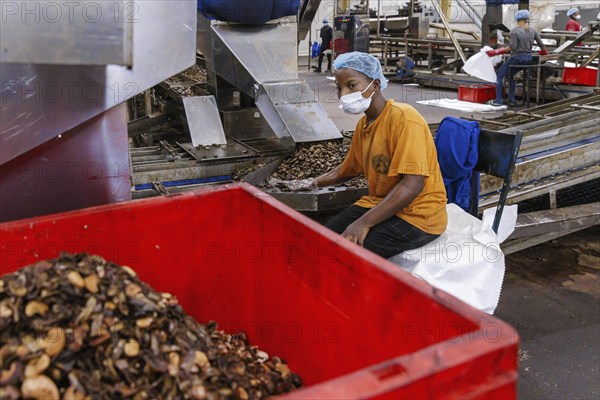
[458,84,497,103]
[0,184,518,399]
[334,38,350,57]
[563,67,598,87]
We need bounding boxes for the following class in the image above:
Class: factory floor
[301,70,600,399]
[497,226,600,400]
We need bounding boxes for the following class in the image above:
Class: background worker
[273,52,448,259]
[314,18,333,73]
[487,9,548,106]
[566,8,582,32]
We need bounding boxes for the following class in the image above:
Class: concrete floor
[497,226,600,400]
[302,70,600,399]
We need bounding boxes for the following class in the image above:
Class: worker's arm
[487,46,511,57]
[487,30,517,56]
[341,174,424,245]
[534,31,548,54]
[315,164,353,187]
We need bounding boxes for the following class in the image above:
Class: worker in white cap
[487,9,548,106]
[314,17,333,73]
[273,52,448,258]
[566,8,582,32]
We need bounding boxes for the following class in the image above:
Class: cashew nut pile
[0,253,302,400]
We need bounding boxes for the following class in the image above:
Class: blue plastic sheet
[198,0,300,25]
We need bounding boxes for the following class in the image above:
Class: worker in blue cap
[314,18,333,73]
[566,8,582,32]
[487,9,548,106]
[274,52,448,258]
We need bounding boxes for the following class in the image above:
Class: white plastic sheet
[462,46,501,83]
[416,99,507,113]
[388,204,517,314]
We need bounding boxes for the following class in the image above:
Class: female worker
[273,52,448,258]
[566,8,582,32]
[487,9,548,106]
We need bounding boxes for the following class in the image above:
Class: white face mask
[338,80,375,115]
[575,15,581,20]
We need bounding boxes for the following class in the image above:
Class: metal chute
[197,15,342,144]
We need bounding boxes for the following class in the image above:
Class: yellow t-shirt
[338,100,448,234]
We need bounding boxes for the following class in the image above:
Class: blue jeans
[495,53,532,104]
[325,205,440,258]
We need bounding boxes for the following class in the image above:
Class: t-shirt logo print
[372,154,391,175]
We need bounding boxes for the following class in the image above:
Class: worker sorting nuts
[487,9,548,107]
[272,52,448,258]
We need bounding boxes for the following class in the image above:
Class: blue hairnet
[334,52,388,91]
[567,8,579,17]
[323,17,328,24]
[515,9,530,21]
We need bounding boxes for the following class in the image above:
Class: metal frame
[475,129,524,233]
[430,0,467,63]
[503,202,600,255]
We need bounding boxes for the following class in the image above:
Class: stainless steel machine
[0,0,198,222]
[128,7,344,198]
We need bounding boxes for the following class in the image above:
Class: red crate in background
[333,38,350,57]
[563,67,598,87]
[458,84,497,103]
[0,184,519,399]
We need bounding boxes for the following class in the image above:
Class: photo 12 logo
[2,80,140,105]
[1,1,139,25]
[1,240,140,266]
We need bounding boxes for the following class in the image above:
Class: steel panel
[183,96,227,146]
[0,0,197,165]
[256,82,342,143]
[1,0,132,66]
[274,102,342,142]
[268,186,368,212]
[0,104,130,223]
[212,20,298,88]
[262,81,317,105]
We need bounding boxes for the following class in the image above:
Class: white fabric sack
[462,46,502,83]
[388,204,517,314]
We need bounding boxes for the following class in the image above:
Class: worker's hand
[341,220,371,247]
[268,178,317,191]
[538,49,549,56]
